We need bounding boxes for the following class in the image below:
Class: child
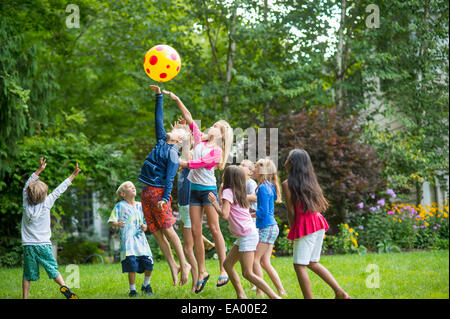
[22,157,80,299]
[252,158,286,297]
[239,160,258,216]
[207,165,281,299]
[138,85,191,287]
[108,181,154,297]
[163,89,233,293]
[282,149,350,299]
[177,143,215,293]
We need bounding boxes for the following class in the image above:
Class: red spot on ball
[177,66,180,71]
[160,73,167,79]
[166,65,170,69]
[156,46,164,51]
[150,55,158,65]
[170,53,177,61]
[146,68,150,74]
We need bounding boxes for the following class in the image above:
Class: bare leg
[53,274,66,287]
[204,205,228,285]
[22,279,30,299]
[253,242,266,296]
[190,205,209,287]
[240,251,281,299]
[203,235,215,251]
[259,243,286,296]
[128,272,136,287]
[307,262,350,299]
[153,230,180,286]
[182,224,198,292]
[223,245,246,299]
[162,226,191,286]
[293,264,313,299]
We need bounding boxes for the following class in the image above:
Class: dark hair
[222,165,249,209]
[285,149,329,213]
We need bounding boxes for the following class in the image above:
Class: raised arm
[23,158,46,204]
[149,85,166,141]
[46,163,81,208]
[162,90,193,125]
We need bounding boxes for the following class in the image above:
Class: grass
[0,250,448,299]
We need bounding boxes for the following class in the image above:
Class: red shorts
[141,185,175,233]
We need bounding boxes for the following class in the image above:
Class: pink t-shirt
[222,188,256,237]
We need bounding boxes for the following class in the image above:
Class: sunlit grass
[0,250,447,299]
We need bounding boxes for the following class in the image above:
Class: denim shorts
[258,224,280,244]
[189,189,218,207]
[121,255,154,273]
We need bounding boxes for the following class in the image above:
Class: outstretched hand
[149,85,161,94]
[35,157,47,176]
[69,163,81,181]
[162,90,178,101]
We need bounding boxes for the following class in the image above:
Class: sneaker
[129,290,138,297]
[60,286,79,299]
[141,284,154,296]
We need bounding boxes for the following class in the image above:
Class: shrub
[59,237,105,265]
[277,107,386,233]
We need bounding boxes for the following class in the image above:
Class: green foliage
[59,236,104,265]
[277,107,386,229]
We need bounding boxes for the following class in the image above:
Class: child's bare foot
[335,290,351,299]
[204,241,215,252]
[179,263,191,286]
[170,264,181,286]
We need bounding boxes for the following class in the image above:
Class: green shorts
[178,205,191,228]
[23,244,60,281]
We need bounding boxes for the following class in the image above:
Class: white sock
[144,276,151,286]
[130,284,136,291]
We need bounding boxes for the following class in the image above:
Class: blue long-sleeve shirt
[138,93,180,203]
[255,181,278,229]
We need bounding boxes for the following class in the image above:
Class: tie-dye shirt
[108,201,152,261]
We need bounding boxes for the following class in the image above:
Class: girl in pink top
[282,149,350,299]
[208,165,281,299]
[163,90,233,292]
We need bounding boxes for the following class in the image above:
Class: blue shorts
[121,256,154,273]
[190,189,218,207]
[258,224,279,244]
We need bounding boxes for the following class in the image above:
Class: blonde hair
[240,159,255,171]
[26,180,48,205]
[168,121,192,146]
[214,120,233,170]
[116,181,133,199]
[255,158,282,203]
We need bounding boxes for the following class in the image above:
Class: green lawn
[0,250,448,299]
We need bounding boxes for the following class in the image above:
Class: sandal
[195,274,210,294]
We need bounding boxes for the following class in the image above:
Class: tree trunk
[336,0,346,112]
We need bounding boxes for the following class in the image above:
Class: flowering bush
[325,224,367,254]
[349,189,449,251]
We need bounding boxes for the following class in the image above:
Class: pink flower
[386,189,396,199]
[377,198,386,207]
[412,225,417,229]
[387,210,395,215]
[357,202,364,209]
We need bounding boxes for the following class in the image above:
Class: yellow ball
[143,45,181,82]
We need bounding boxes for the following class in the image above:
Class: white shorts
[293,228,326,265]
[234,229,259,252]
